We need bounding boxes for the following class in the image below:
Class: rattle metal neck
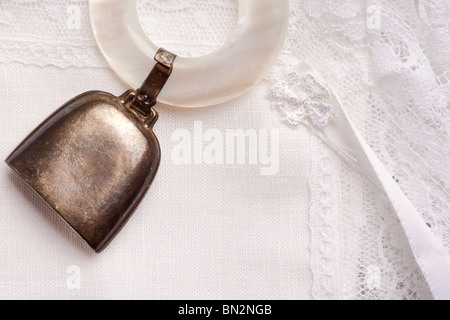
[130,48,176,117]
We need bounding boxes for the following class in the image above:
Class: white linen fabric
[0,63,312,300]
[0,0,449,299]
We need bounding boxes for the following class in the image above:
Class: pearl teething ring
[89,0,289,107]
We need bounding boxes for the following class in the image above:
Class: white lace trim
[309,137,343,299]
[271,69,336,128]
[276,0,449,299]
[0,0,106,68]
